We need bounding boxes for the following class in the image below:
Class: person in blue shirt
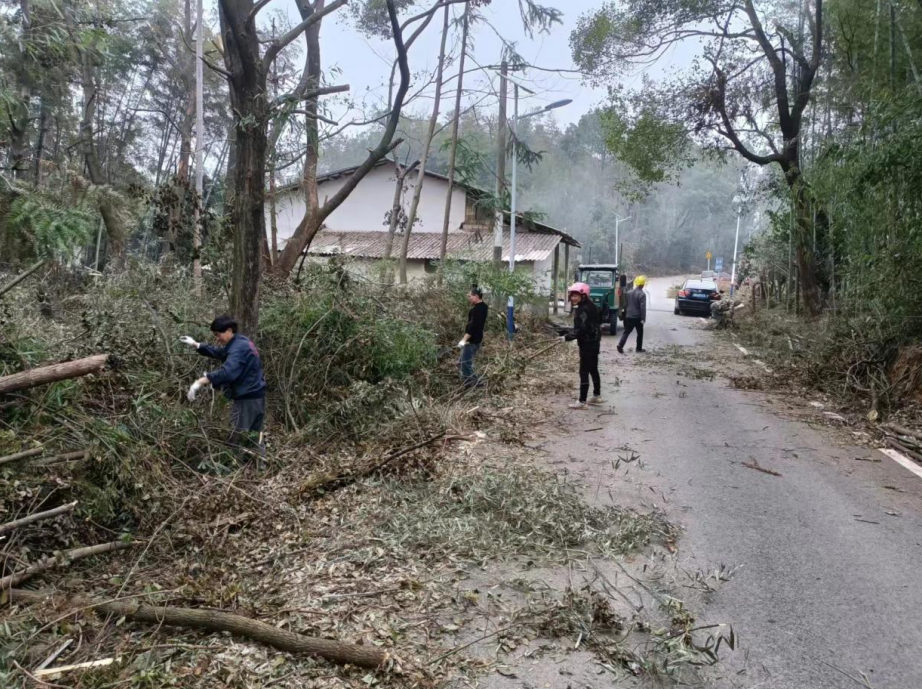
[180,315,267,457]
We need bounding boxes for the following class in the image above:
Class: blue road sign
[715,257,724,272]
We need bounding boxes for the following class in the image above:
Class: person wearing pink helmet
[562,282,604,409]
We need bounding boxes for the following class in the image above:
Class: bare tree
[398,4,452,284]
[438,3,471,282]
[274,0,450,280]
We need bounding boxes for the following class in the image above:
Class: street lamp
[730,195,743,297]
[504,78,571,338]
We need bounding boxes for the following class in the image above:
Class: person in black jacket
[180,315,268,456]
[458,286,488,386]
[563,282,604,409]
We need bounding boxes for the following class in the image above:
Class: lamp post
[730,195,743,297]
[504,79,571,338]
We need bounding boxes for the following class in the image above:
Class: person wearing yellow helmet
[617,275,647,354]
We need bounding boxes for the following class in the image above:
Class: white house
[268,159,580,291]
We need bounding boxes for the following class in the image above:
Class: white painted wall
[270,165,468,247]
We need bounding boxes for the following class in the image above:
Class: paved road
[554,276,922,688]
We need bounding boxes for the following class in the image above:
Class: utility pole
[730,197,742,297]
[193,0,203,294]
[492,60,508,268]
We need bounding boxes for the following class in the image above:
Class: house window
[424,259,439,274]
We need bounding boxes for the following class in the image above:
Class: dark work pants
[619,318,644,351]
[458,343,482,386]
[229,397,266,457]
[578,344,601,403]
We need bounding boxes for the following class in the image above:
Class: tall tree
[217,0,349,333]
[63,2,127,261]
[572,0,828,314]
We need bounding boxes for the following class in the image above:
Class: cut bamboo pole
[0,501,77,537]
[0,541,133,590]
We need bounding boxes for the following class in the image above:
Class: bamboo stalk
[0,447,44,467]
[0,502,77,537]
[0,541,134,590]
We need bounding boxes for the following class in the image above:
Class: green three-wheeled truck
[574,264,627,336]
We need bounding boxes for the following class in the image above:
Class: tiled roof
[308,230,562,262]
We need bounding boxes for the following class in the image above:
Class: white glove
[187,380,203,402]
[457,339,468,348]
[179,335,199,348]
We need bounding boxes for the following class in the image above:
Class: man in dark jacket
[181,315,267,455]
[458,287,488,386]
[563,282,604,409]
[618,275,647,354]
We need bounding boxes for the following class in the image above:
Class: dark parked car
[674,279,722,316]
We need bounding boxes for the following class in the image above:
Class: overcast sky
[263,0,664,128]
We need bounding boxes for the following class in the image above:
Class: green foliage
[7,190,97,258]
[600,92,691,193]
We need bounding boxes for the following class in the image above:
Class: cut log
[0,501,77,537]
[0,447,44,467]
[0,540,133,590]
[0,354,109,396]
[0,260,45,298]
[9,588,390,669]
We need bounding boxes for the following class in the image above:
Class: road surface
[551,276,922,688]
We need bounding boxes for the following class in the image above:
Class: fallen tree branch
[0,447,44,467]
[741,460,782,477]
[0,541,134,590]
[0,260,45,298]
[0,502,77,537]
[886,437,922,465]
[0,354,109,395]
[299,433,472,495]
[8,588,391,669]
[884,423,922,445]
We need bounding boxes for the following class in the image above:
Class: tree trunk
[398,4,451,284]
[33,96,50,184]
[224,121,237,216]
[10,588,390,668]
[0,354,109,396]
[438,4,471,283]
[384,161,418,259]
[296,0,324,278]
[177,0,195,182]
[7,0,33,180]
[219,0,270,335]
[64,5,127,262]
[493,59,508,268]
